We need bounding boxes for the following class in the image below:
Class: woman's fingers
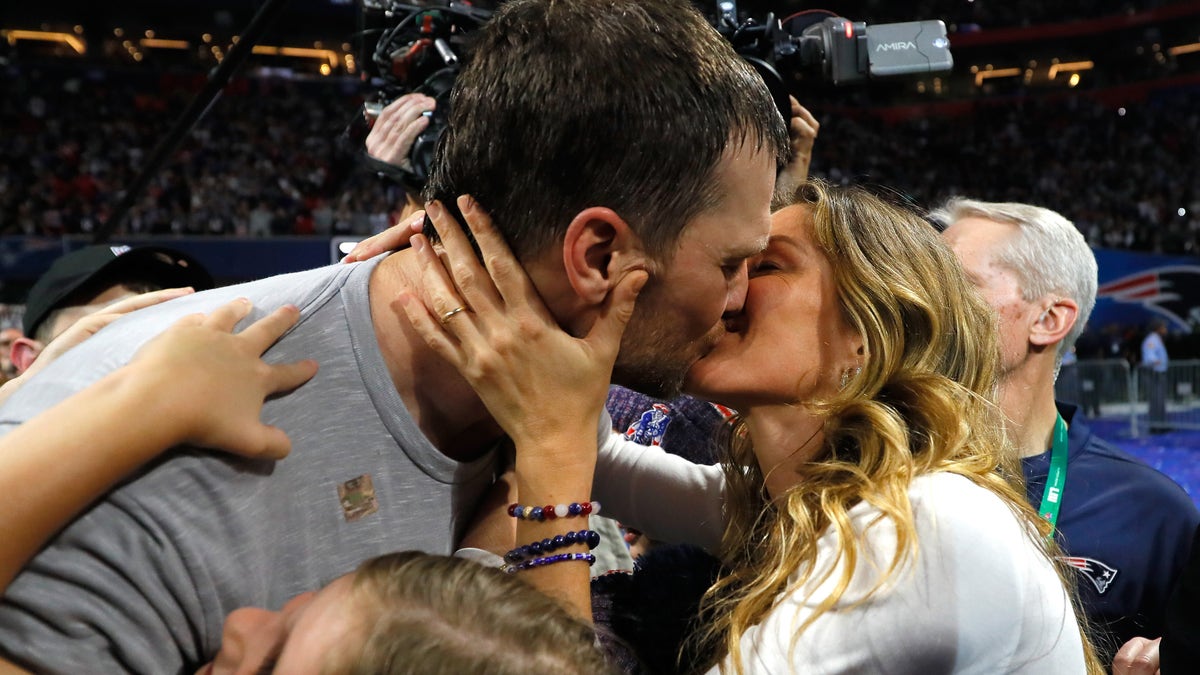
[410,234,480,334]
[30,289,193,376]
[424,200,503,314]
[587,270,647,363]
[394,292,465,368]
[454,195,545,314]
[345,211,426,262]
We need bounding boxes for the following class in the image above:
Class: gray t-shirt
[0,258,499,674]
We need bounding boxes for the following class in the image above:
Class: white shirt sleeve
[591,411,727,553]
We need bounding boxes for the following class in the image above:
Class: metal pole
[94,0,294,243]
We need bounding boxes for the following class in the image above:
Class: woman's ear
[561,207,647,306]
[849,337,866,368]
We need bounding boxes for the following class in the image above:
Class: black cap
[22,245,214,338]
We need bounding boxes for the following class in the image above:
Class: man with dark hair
[428,0,788,397]
[9,245,213,374]
[0,1,787,671]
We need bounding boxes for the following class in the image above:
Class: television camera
[356,0,953,191]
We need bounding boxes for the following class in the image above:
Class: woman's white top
[592,414,1087,674]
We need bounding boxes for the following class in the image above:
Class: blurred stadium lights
[1048,60,1094,79]
[141,38,190,50]
[970,59,1095,87]
[2,29,85,54]
[251,45,340,69]
[975,67,1020,86]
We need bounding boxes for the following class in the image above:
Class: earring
[839,366,862,390]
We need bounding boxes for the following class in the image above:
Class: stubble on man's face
[610,286,727,400]
[606,142,775,400]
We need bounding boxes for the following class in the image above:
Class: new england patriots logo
[1063,556,1119,595]
[1097,265,1200,331]
[624,403,672,447]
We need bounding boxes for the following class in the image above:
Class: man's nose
[724,262,750,315]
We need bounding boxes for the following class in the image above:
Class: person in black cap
[10,245,213,375]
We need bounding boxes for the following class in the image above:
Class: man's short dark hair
[426,0,789,261]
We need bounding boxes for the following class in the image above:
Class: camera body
[715,5,952,115]
[719,12,952,87]
[357,1,490,192]
[357,1,953,190]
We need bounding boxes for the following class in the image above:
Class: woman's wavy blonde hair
[693,181,1102,674]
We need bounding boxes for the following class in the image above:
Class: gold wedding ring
[440,306,467,324]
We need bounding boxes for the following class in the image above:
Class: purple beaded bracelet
[503,529,602,564]
[506,501,601,521]
[503,552,596,574]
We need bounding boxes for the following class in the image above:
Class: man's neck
[998,358,1061,459]
[367,251,503,461]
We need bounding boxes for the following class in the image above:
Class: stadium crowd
[0,67,403,239]
[817,90,1200,255]
[3,64,1197,254]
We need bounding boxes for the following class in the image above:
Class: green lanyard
[1038,413,1069,540]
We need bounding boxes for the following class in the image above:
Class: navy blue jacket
[1161,524,1200,673]
[1022,402,1200,660]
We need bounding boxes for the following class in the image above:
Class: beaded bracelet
[506,501,601,521]
[503,552,596,574]
[503,529,602,564]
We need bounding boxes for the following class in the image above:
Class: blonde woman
[400,182,1104,674]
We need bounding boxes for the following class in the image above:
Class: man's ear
[562,207,647,305]
[11,337,44,375]
[1030,298,1079,348]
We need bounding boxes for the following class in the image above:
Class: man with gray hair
[937,198,1199,661]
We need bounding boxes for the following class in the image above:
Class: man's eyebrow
[726,237,770,261]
